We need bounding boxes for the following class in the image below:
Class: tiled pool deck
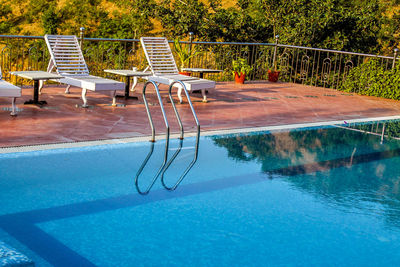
[1,80,400,148]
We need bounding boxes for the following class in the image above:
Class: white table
[10,71,63,105]
[104,70,152,100]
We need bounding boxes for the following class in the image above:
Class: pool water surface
[1,122,400,266]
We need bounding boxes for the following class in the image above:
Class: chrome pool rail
[160,134,200,192]
[142,80,170,142]
[159,81,200,191]
[135,81,170,195]
[168,80,200,140]
[1,33,399,89]
[135,79,201,195]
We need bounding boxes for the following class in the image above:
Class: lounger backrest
[140,37,179,76]
[45,35,90,76]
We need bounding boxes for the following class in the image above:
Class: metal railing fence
[0,33,398,89]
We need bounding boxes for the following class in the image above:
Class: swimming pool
[1,121,400,266]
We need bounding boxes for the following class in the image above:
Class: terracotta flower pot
[234,72,246,84]
[268,70,280,82]
[179,71,192,76]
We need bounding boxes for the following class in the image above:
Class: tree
[42,6,60,34]
[156,0,208,38]
[99,0,156,39]
[0,3,14,34]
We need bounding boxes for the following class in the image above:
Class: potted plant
[268,69,280,82]
[268,57,280,82]
[174,39,199,76]
[232,58,253,84]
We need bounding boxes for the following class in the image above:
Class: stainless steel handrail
[168,80,200,140]
[152,80,200,191]
[135,81,170,195]
[142,81,170,142]
[161,132,200,191]
[134,140,169,195]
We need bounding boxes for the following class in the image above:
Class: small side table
[104,70,152,100]
[181,68,223,78]
[10,71,63,106]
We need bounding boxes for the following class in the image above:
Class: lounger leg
[10,97,17,116]
[38,80,43,94]
[65,85,71,94]
[201,89,208,103]
[130,77,138,92]
[81,88,88,108]
[177,85,183,104]
[112,90,117,107]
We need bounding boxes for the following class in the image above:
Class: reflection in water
[212,121,400,228]
[161,137,200,191]
[134,142,165,195]
[135,136,200,195]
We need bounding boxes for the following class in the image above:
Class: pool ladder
[135,80,200,194]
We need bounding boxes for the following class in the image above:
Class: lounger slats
[150,55,174,57]
[45,34,90,76]
[44,34,124,99]
[146,49,170,52]
[57,63,86,66]
[57,67,88,70]
[141,36,215,103]
[53,53,81,56]
[141,37,180,75]
[54,56,82,59]
[54,59,83,63]
[152,63,176,67]
[49,41,76,44]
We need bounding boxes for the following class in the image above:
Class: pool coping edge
[2,115,400,154]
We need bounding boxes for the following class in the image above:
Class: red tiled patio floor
[1,80,400,148]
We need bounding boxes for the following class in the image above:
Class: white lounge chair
[41,34,124,107]
[140,37,215,103]
[0,67,21,116]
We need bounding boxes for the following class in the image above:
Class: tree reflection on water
[212,122,400,228]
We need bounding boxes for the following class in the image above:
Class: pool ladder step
[135,80,200,194]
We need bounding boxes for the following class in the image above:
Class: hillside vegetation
[0,0,399,54]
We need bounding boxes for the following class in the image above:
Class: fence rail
[1,34,398,89]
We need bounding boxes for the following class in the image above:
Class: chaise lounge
[140,37,215,103]
[0,68,21,116]
[41,34,124,107]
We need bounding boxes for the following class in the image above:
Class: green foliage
[58,0,107,35]
[101,0,156,39]
[202,6,269,42]
[232,57,253,75]
[157,0,208,38]
[42,6,59,34]
[254,0,387,52]
[340,59,400,100]
[0,3,16,34]
[173,39,200,70]
[0,0,399,56]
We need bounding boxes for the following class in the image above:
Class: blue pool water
[1,122,400,266]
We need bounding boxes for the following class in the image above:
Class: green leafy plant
[232,57,253,75]
[340,59,400,100]
[173,39,200,71]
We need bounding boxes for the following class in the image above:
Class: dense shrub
[340,59,400,100]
